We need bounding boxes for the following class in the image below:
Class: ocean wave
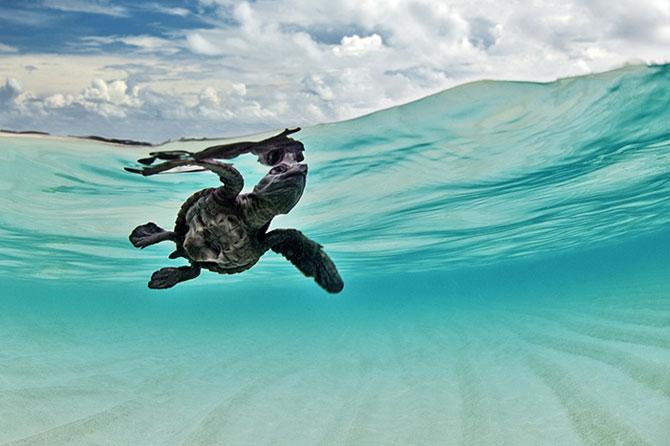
[0,64,668,280]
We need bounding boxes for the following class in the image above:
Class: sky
[0,0,668,142]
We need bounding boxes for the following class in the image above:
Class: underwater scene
[1,64,669,445]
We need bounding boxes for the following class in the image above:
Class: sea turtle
[126,130,343,293]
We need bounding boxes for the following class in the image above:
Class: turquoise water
[1,64,669,445]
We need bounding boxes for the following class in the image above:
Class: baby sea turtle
[126,129,343,293]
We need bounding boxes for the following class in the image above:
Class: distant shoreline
[0,129,245,147]
[0,129,244,147]
[0,129,155,147]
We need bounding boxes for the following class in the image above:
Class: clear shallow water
[0,64,669,445]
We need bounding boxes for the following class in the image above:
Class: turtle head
[252,162,307,216]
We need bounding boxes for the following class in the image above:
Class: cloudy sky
[0,0,668,142]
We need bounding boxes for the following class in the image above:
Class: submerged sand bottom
[1,275,668,446]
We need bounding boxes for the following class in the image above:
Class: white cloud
[82,79,140,107]
[194,84,277,122]
[333,34,383,56]
[304,75,334,101]
[0,78,23,105]
[145,3,190,17]
[198,87,221,107]
[44,93,74,108]
[186,33,224,56]
[81,35,183,54]
[0,8,52,26]
[0,43,18,53]
[42,0,128,17]
[119,36,177,52]
[232,83,247,96]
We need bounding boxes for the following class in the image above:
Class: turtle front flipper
[194,128,303,165]
[124,158,243,198]
[195,159,244,198]
[148,264,201,289]
[124,159,203,176]
[130,222,176,248]
[264,229,344,294]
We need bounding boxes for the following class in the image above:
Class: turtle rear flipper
[130,222,176,248]
[148,265,201,289]
[265,229,343,293]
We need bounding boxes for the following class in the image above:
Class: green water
[0,64,669,445]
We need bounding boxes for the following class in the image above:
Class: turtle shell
[173,187,265,273]
[173,188,216,239]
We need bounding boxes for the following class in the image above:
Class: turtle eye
[270,165,287,175]
[266,150,281,165]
